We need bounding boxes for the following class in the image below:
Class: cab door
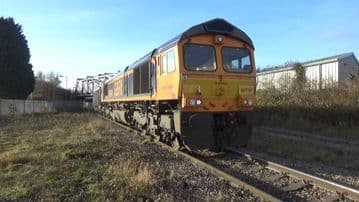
[155,47,180,100]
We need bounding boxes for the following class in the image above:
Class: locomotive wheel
[154,134,161,141]
[171,136,181,150]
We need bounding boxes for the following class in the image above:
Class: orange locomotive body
[95,18,256,150]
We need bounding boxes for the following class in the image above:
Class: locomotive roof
[158,18,254,51]
[123,18,254,75]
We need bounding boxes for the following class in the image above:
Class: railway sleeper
[281,181,310,192]
[264,173,283,182]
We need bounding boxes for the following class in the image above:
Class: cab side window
[167,50,176,72]
[161,54,167,74]
[161,49,176,74]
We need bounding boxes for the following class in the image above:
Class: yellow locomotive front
[179,35,256,112]
[176,20,256,150]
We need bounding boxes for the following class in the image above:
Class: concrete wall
[0,99,83,116]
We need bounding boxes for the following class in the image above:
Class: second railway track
[196,148,359,201]
[228,148,359,201]
[101,115,359,201]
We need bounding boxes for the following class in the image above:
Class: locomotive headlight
[243,99,253,106]
[215,35,225,44]
[189,99,197,106]
[248,99,253,106]
[189,99,202,106]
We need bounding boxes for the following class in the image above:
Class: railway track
[224,148,359,201]
[195,148,359,201]
[100,115,359,201]
[101,116,280,201]
[254,127,359,152]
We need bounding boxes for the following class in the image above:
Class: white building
[256,52,359,90]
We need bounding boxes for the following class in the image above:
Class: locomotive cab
[179,35,256,112]
[175,20,256,150]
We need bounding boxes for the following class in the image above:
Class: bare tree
[30,71,64,100]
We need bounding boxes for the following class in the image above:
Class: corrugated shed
[257,52,358,90]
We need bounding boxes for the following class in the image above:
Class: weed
[256,80,359,140]
[248,133,359,169]
[0,113,155,201]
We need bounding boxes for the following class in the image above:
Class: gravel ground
[195,150,348,201]
[106,123,261,201]
[114,119,358,201]
[243,148,359,190]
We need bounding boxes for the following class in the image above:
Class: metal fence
[0,99,83,116]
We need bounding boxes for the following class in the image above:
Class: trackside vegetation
[255,64,359,141]
[247,132,359,169]
[0,113,154,200]
[251,67,359,168]
[1,113,247,201]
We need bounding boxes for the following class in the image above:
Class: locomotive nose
[181,75,255,112]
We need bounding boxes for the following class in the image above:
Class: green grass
[0,113,153,201]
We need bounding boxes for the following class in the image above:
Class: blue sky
[1,0,358,88]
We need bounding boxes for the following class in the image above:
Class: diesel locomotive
[93,18,256,150]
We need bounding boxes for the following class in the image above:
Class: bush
[256,80,359,127]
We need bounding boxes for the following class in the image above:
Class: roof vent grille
[204,19,234,33]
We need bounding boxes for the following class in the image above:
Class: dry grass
[0,113,154,201]
[101,160,152,199]
[247,133,359,169]
[256,80,359,141]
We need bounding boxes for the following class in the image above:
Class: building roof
[257,52,358,75]
[303,52,355,66]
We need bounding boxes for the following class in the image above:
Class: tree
[0,17,35,99]
[292,63,306,90]
[31,71,67,100]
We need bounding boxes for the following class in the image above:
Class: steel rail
[100,116,281,202]
[226,148,359,201]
